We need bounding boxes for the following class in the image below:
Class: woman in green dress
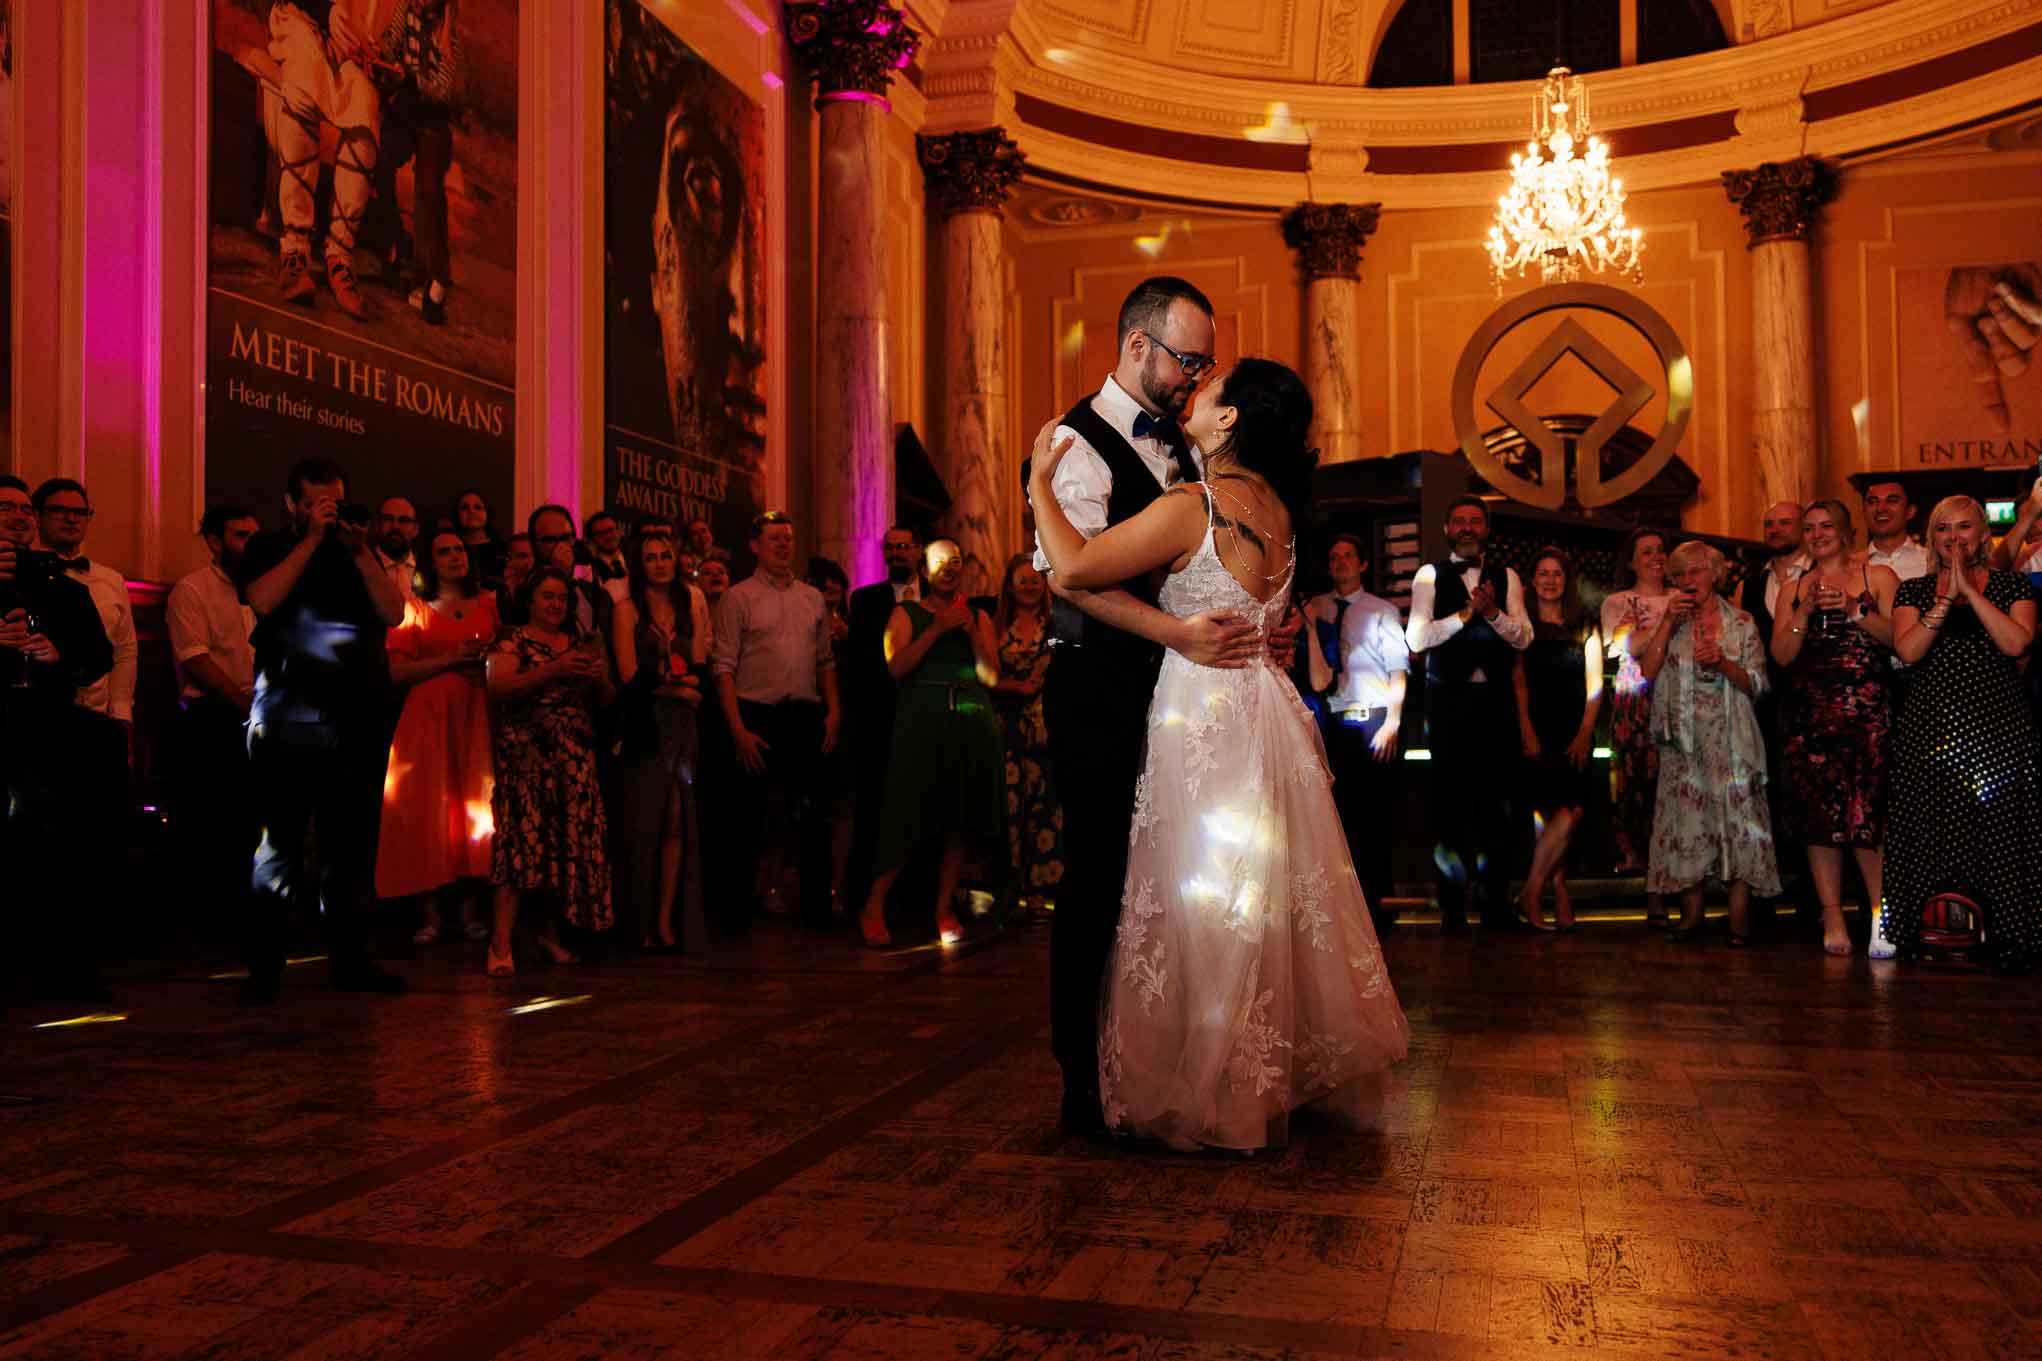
[859,539,1007,948]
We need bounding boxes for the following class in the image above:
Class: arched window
[1368,0,1727,87]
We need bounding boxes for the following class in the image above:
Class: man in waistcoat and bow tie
[1405,496,1533,934]
[1034,276,1266,1139]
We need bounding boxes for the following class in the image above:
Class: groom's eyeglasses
[1141,330,1215,379]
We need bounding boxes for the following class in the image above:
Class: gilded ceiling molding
[1721,157,1839,245]
[918,127,1029,215]
[1281,201,1381,279]
[785,0,922,105]
[1318,0,1364,85]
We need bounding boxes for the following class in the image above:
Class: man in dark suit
[843,525,923,909]
[1,474,117,1009]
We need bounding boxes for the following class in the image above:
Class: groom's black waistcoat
[1424,556,1513,688]
[1047,396,1199,676]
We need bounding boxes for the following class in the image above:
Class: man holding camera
[235,458,409,1004]
[1,474,116,1008]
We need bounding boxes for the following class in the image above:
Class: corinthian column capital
[1281,202,1382,281]
[1721,157,1838,248]
[917,128,1027,218]
[784,0,921,107]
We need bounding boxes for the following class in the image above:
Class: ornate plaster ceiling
[923,0,2042,208]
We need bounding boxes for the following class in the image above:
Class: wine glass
[9,609,41,689]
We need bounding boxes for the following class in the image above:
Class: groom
[1035,276,1267,1138]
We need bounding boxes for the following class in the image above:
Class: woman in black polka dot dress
[1886,495,2042,974]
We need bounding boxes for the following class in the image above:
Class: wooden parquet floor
[3,918,2042,1360]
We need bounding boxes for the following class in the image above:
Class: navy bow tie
[1131,411,1176,443]
[63,557,91,573]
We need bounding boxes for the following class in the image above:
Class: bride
[1029,357,1408,1152]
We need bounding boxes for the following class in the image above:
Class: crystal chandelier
[1486,67,1643,288]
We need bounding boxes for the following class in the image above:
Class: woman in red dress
[378,530,499,943]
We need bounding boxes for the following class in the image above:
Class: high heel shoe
[1666,920,1705,943]
[535,936,579,966]
[485,942,515,978]
[412,924,441,946]
[935,910,966,946]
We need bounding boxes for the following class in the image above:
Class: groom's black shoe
[1060,1089,1109,1141]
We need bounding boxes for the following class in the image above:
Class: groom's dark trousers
[1038,390,1196,1129]
[1044,638,1158,1125]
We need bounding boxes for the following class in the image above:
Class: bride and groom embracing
[1031,276,1408,1154]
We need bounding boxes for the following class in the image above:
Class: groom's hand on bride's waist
[1265,608,1304,668]
[1174,610,1262,668]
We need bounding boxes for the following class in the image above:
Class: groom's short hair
[1117,277,1215,346]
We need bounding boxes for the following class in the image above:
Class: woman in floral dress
[1641,541,1781,944]
[1769,500,1899,958]
[1599,526,1674,926]
[484,567,616,976]
[991,554,1063,918]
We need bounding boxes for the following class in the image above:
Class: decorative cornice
[1280,201,1381,279]
[785,0,921,105]
[918,127,1028,215]
[1721,156,1839,245]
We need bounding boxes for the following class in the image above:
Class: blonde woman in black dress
[1886,496,2041,975]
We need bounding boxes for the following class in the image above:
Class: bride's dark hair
[1207,357,1319,545]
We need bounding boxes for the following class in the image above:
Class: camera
[335,501,372,528]
[0,546,67,607]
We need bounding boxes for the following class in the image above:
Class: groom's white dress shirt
[1032,374,1203,573]
[1404,552,1532,683]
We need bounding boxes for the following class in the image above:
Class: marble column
[919,129,1026,597]
[1722,157,1837,509]
[1281,202,1380,464]
[788,1,920,583]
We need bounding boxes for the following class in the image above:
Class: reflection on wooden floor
[3,916,2041,1360]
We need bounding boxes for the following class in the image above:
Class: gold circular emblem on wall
[1450,283,1693,511]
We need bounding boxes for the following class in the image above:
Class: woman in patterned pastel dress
[1640,541,1781,945]
[1599,527,1673,927]
[1030,358,1408,1153]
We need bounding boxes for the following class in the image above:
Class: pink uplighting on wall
[763,71,784,90]
[821,89,889,107]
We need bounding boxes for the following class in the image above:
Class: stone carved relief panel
[1172,0,1299,68]
[1318,0,1364,83]
[1037,0,1154,43]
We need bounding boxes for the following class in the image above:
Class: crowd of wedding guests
[0,458,1068,1009]
[6,454,2038,1010]
[1375,482,2041,976]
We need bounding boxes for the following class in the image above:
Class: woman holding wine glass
[1770,500,1900,958]
[1640,540,1781,944]
[484,567,617,976]
[1885,495,2041,974]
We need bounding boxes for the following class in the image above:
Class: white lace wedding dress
[1099,496,1410,1151]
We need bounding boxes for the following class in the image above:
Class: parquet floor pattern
[3,921,2041,1360]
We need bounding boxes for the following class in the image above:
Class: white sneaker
[1868,904,1898,959]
